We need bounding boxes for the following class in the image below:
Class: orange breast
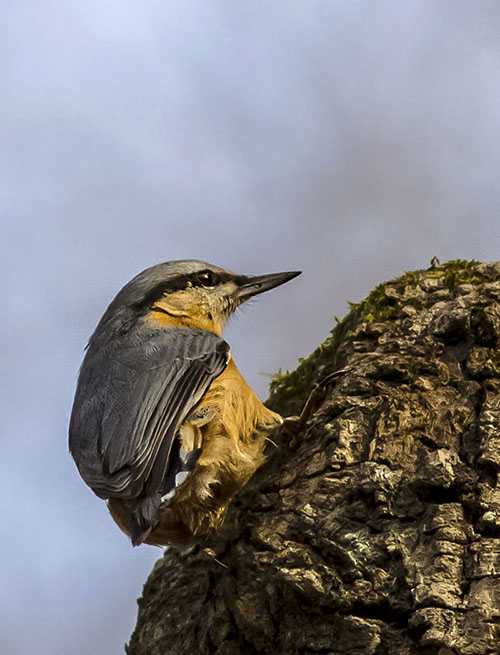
[147,305,224,336]
[109,318,283,547]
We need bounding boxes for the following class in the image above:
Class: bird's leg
[282,367,352,433]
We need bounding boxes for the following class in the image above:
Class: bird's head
[93,260,301,338]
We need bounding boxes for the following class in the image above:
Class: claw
[202,548,228,568]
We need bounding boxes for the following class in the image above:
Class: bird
[69,260,300,547]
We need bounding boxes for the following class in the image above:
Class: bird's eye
[196,271,218,287]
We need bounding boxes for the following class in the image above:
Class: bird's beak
[235,270,301,302]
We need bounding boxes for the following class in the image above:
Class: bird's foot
[282,415,301,433]
[278,367,352,449]
[278,415,303,451]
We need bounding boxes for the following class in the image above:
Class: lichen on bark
[127,260,500,655]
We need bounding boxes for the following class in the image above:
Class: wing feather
[69,327,229,509]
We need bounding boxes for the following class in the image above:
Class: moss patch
[267,258,500,415]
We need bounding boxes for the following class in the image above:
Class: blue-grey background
[2,2,500,653]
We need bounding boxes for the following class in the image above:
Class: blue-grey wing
[69,327,229,512]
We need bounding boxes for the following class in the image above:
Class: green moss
[267,258,500,415]
[426,258,484,289]
[267,320,344,414]
[351,282,401,324]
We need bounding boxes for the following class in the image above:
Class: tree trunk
[127,260,500,655]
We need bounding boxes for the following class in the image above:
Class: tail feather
[130,494,161,546]
[113,439,203,547]
[130,519,154,547]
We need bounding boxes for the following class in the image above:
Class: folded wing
[69,326,229,539]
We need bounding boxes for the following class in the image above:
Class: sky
[2,2,500,653]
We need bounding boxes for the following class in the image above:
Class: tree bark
[127,260,500,655]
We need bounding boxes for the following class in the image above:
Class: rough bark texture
[127,260,500,655]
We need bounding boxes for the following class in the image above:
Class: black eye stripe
[134,271,235,313]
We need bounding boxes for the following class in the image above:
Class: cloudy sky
[2,2,500,653]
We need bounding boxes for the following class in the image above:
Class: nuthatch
[69,260,300,547]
